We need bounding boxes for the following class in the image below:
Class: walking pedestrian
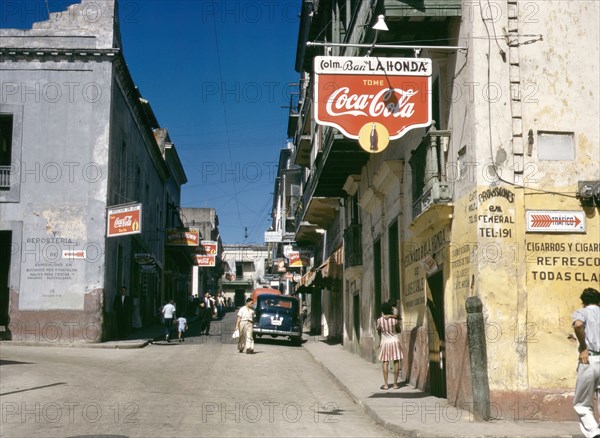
[236,297,255,354]
[572,287,600,438]
[198,301,212,335]
[161,300,176,342]
[376,302,403,390]
[176,314,188,343]
[217,292,225,319]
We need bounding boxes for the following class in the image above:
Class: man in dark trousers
[113,286,132,340]
[198,301,212,336]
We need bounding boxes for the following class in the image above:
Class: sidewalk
[0,318,186,349]
[302,338,584,438]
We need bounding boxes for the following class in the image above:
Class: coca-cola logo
[114,215,132,228]
[326,87,418,118]
[314,56,432,151]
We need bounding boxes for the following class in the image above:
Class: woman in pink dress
[376,302,403,389]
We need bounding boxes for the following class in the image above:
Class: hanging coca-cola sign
[107,203,142,237]
[314,56,432,153]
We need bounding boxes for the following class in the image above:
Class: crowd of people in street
[112,287,233,343]
[157,291,230,342]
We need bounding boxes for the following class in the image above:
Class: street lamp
[367,15,389,56]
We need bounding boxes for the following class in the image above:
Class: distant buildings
[221,244,269,306]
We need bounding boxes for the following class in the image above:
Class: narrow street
[0,312,399,438]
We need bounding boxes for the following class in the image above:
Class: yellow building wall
[524,193,600,390]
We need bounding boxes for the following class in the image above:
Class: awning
[297,247,344,289]
[320,247,343,280]
[299,270,317,287]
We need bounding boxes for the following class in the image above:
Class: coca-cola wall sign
[314,56,432,153]
[107,203,142,237]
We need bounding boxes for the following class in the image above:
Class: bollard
[466,296,491,420]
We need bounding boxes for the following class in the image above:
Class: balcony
[0,166,10,189]
[409,129,454,225]
[343,223,362,268]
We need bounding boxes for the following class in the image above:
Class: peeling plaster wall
[0,1,118,342]
[468,1,599,420]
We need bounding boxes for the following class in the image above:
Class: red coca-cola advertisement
[314,56,432,152]
[107,203,142,237]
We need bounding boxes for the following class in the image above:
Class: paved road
[0,313,400,438]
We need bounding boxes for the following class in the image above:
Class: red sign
[107,204,142,237]
[193,241,218,266]
[315,56,432,152]
[198,241,217,255]
[194,255,216,267]
[288,251,310,268]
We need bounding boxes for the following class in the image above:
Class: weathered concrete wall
[0,0,177,342]
[463,1,599,420]
[0,53,114,341]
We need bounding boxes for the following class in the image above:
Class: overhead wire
[477,0,576,199]
[210,0,245,235]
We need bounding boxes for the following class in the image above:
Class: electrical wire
[478,1,576,199]
[210,0,244,234]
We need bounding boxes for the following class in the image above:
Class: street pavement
[0,311,396,438]
[0,310,586,438]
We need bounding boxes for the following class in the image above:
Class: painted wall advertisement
[402,229,446,309]
[19,221,95,310]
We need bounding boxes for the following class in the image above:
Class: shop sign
[166,228,200,246]
[526,210,586,233]
[198,240,218,255]
[276,260,286,272]
[288,251,310,267]
[193,241,218,266]
[265,230,283,242]
[107,203,142,237]
[314,56,432,153]
[194,255,216,267]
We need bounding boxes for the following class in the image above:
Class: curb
[0,339,153,349]
[302,343,417,438]
[302,344,583,438]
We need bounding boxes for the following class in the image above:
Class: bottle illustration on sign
[370,123,378,151]
[359,122,390,153]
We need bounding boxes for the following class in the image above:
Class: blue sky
[2,0,300,244]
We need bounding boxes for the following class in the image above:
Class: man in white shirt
[161,300,176,342]
[236,298,255,354]
[572,287,600,438]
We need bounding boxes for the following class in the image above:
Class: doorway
[0,231,11,329]
[234,289,245,307]
[426,270,446,398]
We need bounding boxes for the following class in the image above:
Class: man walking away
[572,287,600,438]
[162,300,176,342]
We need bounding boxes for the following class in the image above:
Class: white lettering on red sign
[114,216,132,228]
[326,87,418,118]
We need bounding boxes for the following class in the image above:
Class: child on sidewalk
[176,314,188,343]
